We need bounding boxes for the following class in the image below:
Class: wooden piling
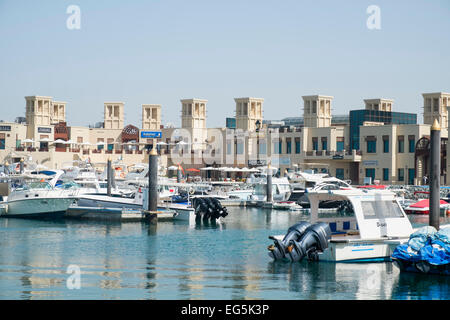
[148,147,158,212]
[430,119,440,230]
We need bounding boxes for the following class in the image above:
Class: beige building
[303,95,333,128]
[142,104,161,130]
[234,97,264,131]
[364,98,393,112]
[104,102,124,129]
[1,91,449,185]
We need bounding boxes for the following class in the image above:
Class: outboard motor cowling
[268,222,332,262]
[268,221,311,260]
[193,197,228,223]
[283,222,312,243]
[286,222,331,262]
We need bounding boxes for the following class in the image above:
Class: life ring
[189,188,195,195]
[120,172,125,179]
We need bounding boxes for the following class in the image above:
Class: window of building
[286,139,292,154]
[0,133,5,150]
[336,137,344,152]
[336,168,344,180]
[236,142,244,155]
[97,139,104,150]
[365,168,376,182]
[273,141,280,154]
[398,168,404,181]
[321,137,327,151]
[366,136,376,153]
[408,168,415,185]
[408,135,415,153]
[226,142,232,155]
[398,136,404,153]
[383,136,389,153]
[312,137,318,151]
[295,138,301,154]
[258,141,266,155]
[383,168,389,181]
[107,138,115,151]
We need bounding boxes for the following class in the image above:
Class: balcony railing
[302,149,363,158]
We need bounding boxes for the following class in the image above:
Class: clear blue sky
[1,0,449,128]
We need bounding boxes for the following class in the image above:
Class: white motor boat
[289,170,353,191]
[272,201,303,211]
[268,188,415,262]
[72,187,194,220]
[227,188,254,200]
[0,170,78,218]
[250,177,292,202]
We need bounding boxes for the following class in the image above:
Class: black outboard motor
[193,198,211,222]
[268,222,332,262]
[268,222,311,260]
[286,222,331,262]
[193,197,228,222]
[209,197,228,219]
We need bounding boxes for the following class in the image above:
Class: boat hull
[76,195,195,221]
[319,241,396,262]
[3,197,76,218]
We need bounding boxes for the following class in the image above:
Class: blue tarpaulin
[392,226,450,266]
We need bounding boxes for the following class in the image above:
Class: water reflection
[392,271,450,299]
[267,260,400,300]
[0,208,448,300]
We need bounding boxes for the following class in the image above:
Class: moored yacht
[249,177,292,202]
[0,170,78,218]
[268,187,416,262]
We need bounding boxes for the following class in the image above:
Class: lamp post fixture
[255,120,261,133]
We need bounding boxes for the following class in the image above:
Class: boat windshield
[26,181,53,190]
[318,200,355,218]
[58,181,80,189]
[255,184,266,195]
[360,200,405,219]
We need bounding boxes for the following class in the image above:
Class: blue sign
[140,131,162,139]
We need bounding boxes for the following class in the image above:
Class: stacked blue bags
[392,226,450,274]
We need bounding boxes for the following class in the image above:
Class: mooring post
[110,164,116,189]
[19,158,24,174]
[148,147,158,212]
[177,164,182,183]
[429,119,440,230]
[107,158,112,197]
[266,163,273,203]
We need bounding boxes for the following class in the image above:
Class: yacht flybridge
[268,187,414,262]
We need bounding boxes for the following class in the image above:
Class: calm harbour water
[0,207,448,300]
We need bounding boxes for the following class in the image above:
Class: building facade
[1,92,449,185]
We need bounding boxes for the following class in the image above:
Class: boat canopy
[307,189,413,240]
